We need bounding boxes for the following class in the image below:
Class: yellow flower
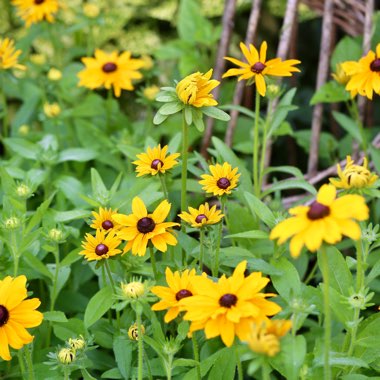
[0,275,43,361]
[128,323,145,341]
[329,155,378,189]
[68,336,85,351]
[133,144,180,177]
[0,38,25,71]
[331,63,350,85]
[11,0,60,27]
[58,347,75,364]
[176,69,220,107]
[151,267,197,323]
[80,229,122,261]
[199,162,240,196]
[113,197,179,256]
[270,184,369,258]
[43,102,61,118]
[83,3,100,18]
[47,68,62,81]
[121,281,145,299]
[180,261,281,347]
[143,85,160,101]
[246,319,292,357]
[90,207,120,232]
[77,49,145,97]
[341,43,380,100]
[179,202,224,228]
[223,41,301,96]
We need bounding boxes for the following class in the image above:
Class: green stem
[0,75,9,139]
[235,345,243,380]
[63,366,70,380]
[104,260,121,329]
[199,228,205,271]
[253,90,261,196]
[213,198,226,277]
[159,174,169,200]
[192,334,201,380]
[258,100,272,195]
[347,307,360,358]
[355,240,364,292]
[23,346,35,380]
[348,99,367,152]
[320,246,331,380]
[18,351,26,380]
[136,311,144,380]
[304,260,318,285]
[143,347,153,380]
[149,245,158,280]
[181,113,189,265]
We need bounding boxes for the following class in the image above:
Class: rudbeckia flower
[0,275,43,361]
[151,267,197,322]
[11,0,60,27]
[77,49,145,97]
[199,162,240,197]
[0,38,25,71]
[113,197,179,256]
[329,155,378,189]
[223,41,301,96]
[90,207,120,232]
[270,184,369,258]
[341,43,380,100]
[179,202,224,228]
[80,229,122,261]
[180,261,281,347]
[133,145,180,177]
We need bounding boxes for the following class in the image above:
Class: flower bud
[128,323,145,341]
[48,68,62,81]
[68,336,86,351]
[143,85,159,101]
[30,54,46,65]
[58,348,75,364]
[16,183,32,199]
[4,217,21,230]
[48,228,64,242]
[43,102,61,118]
[121,281,145,299]
[83,3,100,18]
[18,124,30,136]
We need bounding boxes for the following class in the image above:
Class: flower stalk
[136,310,144,380]
[192,334,201,380]
[253,90,261,197]
[104,260,121,329]
[149,245,158,281]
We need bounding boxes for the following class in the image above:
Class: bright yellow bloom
[11,0,60,27]
[179,202,224,228]
[47,68,62,81]
[176,69,220,107]
[223,41,301,96]
[180,261,281,347]
[0,275,43,361]
[0,38,25,71]
[341,43,380,100]
[80,229,122,261]
[270,184,369,258]
[151,267,197,323]
[133,145,180,177]
[113,197,179,256]
[329,155,378,189]
[199,162,240,196]
[246,319,292,357]
[90,207,120,233]
[331,63,350,85]
[77,49,145,97]
[43,102,61,118]
[128,323,145,341]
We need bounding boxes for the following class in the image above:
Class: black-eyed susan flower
[199,162,240,197]
[128,323,145,341]
[80,229,122,261]
[77,49,145,97]
[341,43,380,100]
[90,207,120,232]
[11,0,60,27]
[222,41,301,97]
[0,275,43,361]
[0,38,25,71]
[180,261,281,347]
[133,145,180,177]
[270,184,369,258]
[179,202,224,228]
[329,155,378,190]
[151,267,197,323]
[113,197,179,256]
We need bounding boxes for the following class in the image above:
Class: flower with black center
[199,162,240,197]
[133,144,180,177]
[329,155,378,190]
[270,184,369,258]
[80,229,122,261]
[113,197,179,256]
[179,202,224,228]
[77,49,145,97]
[151,267,197,322]
[0,275,43,361]
[0,38,25,71]
[11,0,60,27]
[222,41,301,97]
[341,43,380,100]
[90,207,120,233]
[180,261,281,347]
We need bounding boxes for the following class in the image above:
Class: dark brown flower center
[370,58,380,72]
[0,305,9,326]
[251,62,266,73]
[95,243,109,256]
[151,159,163,170]
[102,62,118,73]
[217,177,231,189]
[34,0,45,4]
[175,289,193,301]
[102,220,114,230]
[307,201,330,220]
[195,214,207,223]
[137,217,155,234]
[219,293,238,308]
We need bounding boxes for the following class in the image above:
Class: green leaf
[101,368,123,379]
[220,104,256,119]
[173,359,199,368]
[53,318,85,341]
[192,108,205,132]
[3,138,39,160]
[310,81,350,105]
[331,36,362,69]
[44,311,68,323]
[158,102,183,116]
[262,179,317,197]
[113,335,132,379]
[208,346,236,380]
[91,168,109,202]
[58,148,98,163]
[333,111,362,143]
[184,106,192,125]
[23,251,53,279]
[369,143,380,174]
[53,210,91,222]
[202,106,230,121]
[244,192,276,228]
[224,230,268,239]
[153,111,168,125]
[263,165,304,179]
[25,195,54,234]
[84,286,114,328]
